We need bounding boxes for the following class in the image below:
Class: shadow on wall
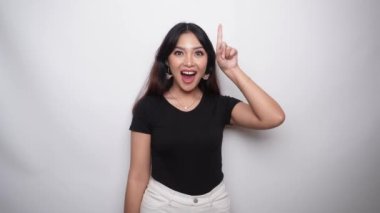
[226,125,284,144]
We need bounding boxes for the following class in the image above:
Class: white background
[1,0,379,212]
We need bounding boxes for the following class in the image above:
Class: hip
[140,177,231,213]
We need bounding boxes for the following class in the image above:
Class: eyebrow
[174,46,205,50]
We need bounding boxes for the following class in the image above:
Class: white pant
[140,177,231,213]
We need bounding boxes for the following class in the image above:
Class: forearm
[226,66,285,122]
[124,174,149,213]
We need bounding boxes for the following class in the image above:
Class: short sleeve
[129,97,152,134]
[221,96,241,125]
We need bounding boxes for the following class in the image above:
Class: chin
[179,85,198,93]
[178,81,201,92]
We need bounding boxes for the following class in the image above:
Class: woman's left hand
[216,24,239,76]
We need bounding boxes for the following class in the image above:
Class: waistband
[146,177,227,206]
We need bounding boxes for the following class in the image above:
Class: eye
[195,50,205,56]
[173,50,183,56]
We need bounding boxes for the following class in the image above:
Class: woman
[124,22,285,213]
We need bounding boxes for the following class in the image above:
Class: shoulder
[202,94,241,111]
[133,95,162,115]
[137,95,161,105]
[203,94,241,124]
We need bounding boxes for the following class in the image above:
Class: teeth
[182,71,196,75]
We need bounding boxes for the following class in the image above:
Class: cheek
[168,57,180,68]
[197,57,208,69]
[200,59,208,71]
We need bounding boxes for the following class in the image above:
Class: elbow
[261,112,285,129]
[127,168,150,185]
[272,112,286,128]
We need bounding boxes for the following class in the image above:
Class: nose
[184,54,194,67]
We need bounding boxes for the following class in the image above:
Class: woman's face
[167,32,208,93]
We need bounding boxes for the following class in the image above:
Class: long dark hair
[135,22,220,109]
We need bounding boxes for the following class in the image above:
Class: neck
[167,87,202,99]
[165,87,203,111]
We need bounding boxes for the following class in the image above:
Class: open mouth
[180,70,197,84]
[181,71,196,76]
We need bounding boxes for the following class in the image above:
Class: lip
[179,69,197,84]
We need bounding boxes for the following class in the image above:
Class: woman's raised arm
[216,25,285,129]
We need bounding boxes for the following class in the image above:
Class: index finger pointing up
[217,24,223,49]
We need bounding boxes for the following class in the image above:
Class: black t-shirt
[129,94,240,195]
